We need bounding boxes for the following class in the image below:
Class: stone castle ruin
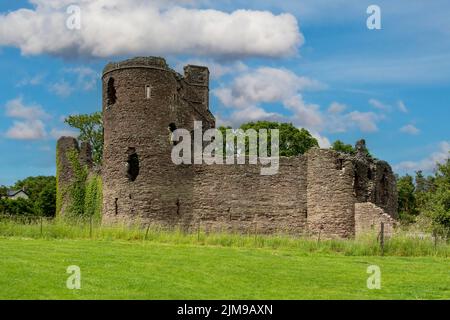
[57,57,398,238]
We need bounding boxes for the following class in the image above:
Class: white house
[6,189,29,200]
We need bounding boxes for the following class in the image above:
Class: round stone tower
[101,57,214,226]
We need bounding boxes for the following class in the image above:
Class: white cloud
[369,99,391,112]
[48,66,98,97]
[348,111,380,133]
[2,96,71,141]
[310,131,330,148]
[64,67,98,90]
[397,100,408,113]
[400,124,420,135]
[49,81,74,97]
[394,141,450,173]
[327,102,346,114]
[17,74,45,87]
[214,66,386,138]
[228,106,282,125]
[0,0,302,59]
[214,67,324,109]
[283,95,323,130]
[176,60,248,80]
[4,97,49,120]
[49,128,78,139]
[6,120,46,140]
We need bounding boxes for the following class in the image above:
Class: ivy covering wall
[56,148,102,222]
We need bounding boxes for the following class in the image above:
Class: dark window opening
[176,199,180,215]
[126,148,140,182]
[114,198,118,215]
[368,168,373,180]
[168,123,178,145]
[168,123,177,132]
[107,77,117,105]
[336,158,344,170]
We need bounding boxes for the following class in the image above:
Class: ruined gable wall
[355,202,396,237]
[56,137,80,217]
[352,157,398,219]
[56,137,96,217]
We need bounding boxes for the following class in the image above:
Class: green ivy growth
[61,149,102,222]
[84,174,103,221]
[66,149,88,218]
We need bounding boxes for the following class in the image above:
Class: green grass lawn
[0,237,448,300]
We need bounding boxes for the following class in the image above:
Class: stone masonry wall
[306,148,356,238]
[191,157,308,234]
[355,202,397,237]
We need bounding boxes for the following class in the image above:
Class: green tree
[12,176,56,216]
[0,186,7,198]
[422,158,450,238]
[34,182,56,217]
[397,174,418,223]
[65,112,103,165]
[0,198,34,216]
[233,121,319,157]
[331,140,355,155]
[415,170,435,209]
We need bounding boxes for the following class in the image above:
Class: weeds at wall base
[0,217,448,258]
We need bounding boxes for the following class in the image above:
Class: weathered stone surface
[307,148,356,238]
[56,137,79,217]
[355,202,397,237]
[57,56,398,238]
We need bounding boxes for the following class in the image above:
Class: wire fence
[0,214,446,256]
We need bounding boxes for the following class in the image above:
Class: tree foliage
[397,174,418,223]
[397,155,450,239]
[4,176,57,217]
[219,121,319,157]
[421,159,450,238]
[65,112,103,165]
[331,140,355,155]
[0,198,35,216]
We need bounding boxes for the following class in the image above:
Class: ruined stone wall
[56,137,80,217]
[355,202,397,237]
[56,56,399,239]
[56,137,95,217]
[306,149,356,238]
[352,155,397,218]
[191,157,308,234]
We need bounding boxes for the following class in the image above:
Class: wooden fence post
[40,217,43,237]
[144,224,150,241]
[89,216,93,239]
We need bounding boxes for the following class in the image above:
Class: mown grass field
[0,234,449,299]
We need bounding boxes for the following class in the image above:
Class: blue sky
[0,0,449,185]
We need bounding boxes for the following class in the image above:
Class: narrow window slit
[107,77,117,105]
